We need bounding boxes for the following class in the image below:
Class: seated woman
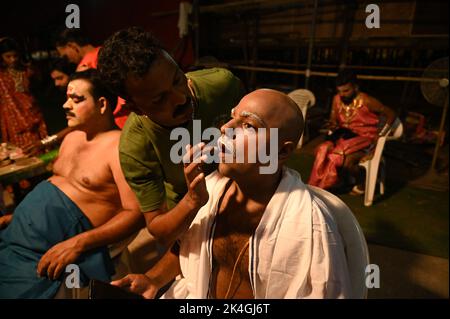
[0,37,47,149]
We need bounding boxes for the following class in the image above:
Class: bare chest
[53,143,113,190]
[212,197,264,265]
[210,203,264,298]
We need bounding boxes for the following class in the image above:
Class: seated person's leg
[343,150,366,192]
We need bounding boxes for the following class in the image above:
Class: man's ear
[98,97,108,114]
[278,141,296,162]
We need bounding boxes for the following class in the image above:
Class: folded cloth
[0,180,114,298]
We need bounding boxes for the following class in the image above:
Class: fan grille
[421,57,449,107]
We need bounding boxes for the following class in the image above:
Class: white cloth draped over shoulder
[162,167,351,299]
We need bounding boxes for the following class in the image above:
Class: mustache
[64,111,76,117]
[173,97,193,118]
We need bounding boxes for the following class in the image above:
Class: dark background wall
[1,0,195,134]
[1,0,194,68]
[1,0,448,136]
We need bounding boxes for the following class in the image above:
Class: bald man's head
[237,89,305,146]
[218,89,305,176]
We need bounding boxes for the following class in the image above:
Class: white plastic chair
[359,118,403,206]
[287,89,316,149]
[308,185,370,299]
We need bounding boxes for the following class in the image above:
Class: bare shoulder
[98,130,122,162]
[360,92,379,105]
[59,130,84,149]
[99,130,121,144]
[63,130,85,141]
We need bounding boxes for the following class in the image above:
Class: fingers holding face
[183,143,206,180]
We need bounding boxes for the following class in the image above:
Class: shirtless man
[0,69,143,298]
[112,89,351,299]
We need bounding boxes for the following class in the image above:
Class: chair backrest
[287,89,316,118]
[368,118,404,169]
[307,185,370,299]
[287,89,316,148]
[386,118,403,141]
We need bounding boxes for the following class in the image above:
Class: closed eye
[152,94,166,104]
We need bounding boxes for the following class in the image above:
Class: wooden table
[0,157,50,185]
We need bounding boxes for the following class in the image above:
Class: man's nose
[220,119,237,137]
[220,120,232,135]
[171,89,187,106]
[63,100,71,110]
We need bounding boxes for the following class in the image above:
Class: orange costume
[77,46,100,70]
[308,93,379,189]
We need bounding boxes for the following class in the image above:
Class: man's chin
[170,113,192,128]
[66,120,78,128]
[180,120,190,128]
[218,163,230,177]
[218,162,243,177]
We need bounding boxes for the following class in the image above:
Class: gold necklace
[339,94,360,124]
[224,240,250,299]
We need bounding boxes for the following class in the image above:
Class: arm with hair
[143,144,208,247]
[111,243,181,298]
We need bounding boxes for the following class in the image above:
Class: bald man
[112,89,351,299]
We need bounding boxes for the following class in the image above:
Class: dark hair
[69,69,117,109]
[0,37,25,69]
[49,57,77,76]
[335,69,357,87]
[55,29,91,47]
[97,27,163,99]
[0,37,20,54]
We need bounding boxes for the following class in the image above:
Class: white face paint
[217,134,234,155]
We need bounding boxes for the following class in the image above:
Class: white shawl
[162,167,351,299]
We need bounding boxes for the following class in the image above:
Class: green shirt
[119,68,243,212]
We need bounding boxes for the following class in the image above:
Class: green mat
[286,153,449,258]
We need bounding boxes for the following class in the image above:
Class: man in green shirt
[98,27,244,246]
